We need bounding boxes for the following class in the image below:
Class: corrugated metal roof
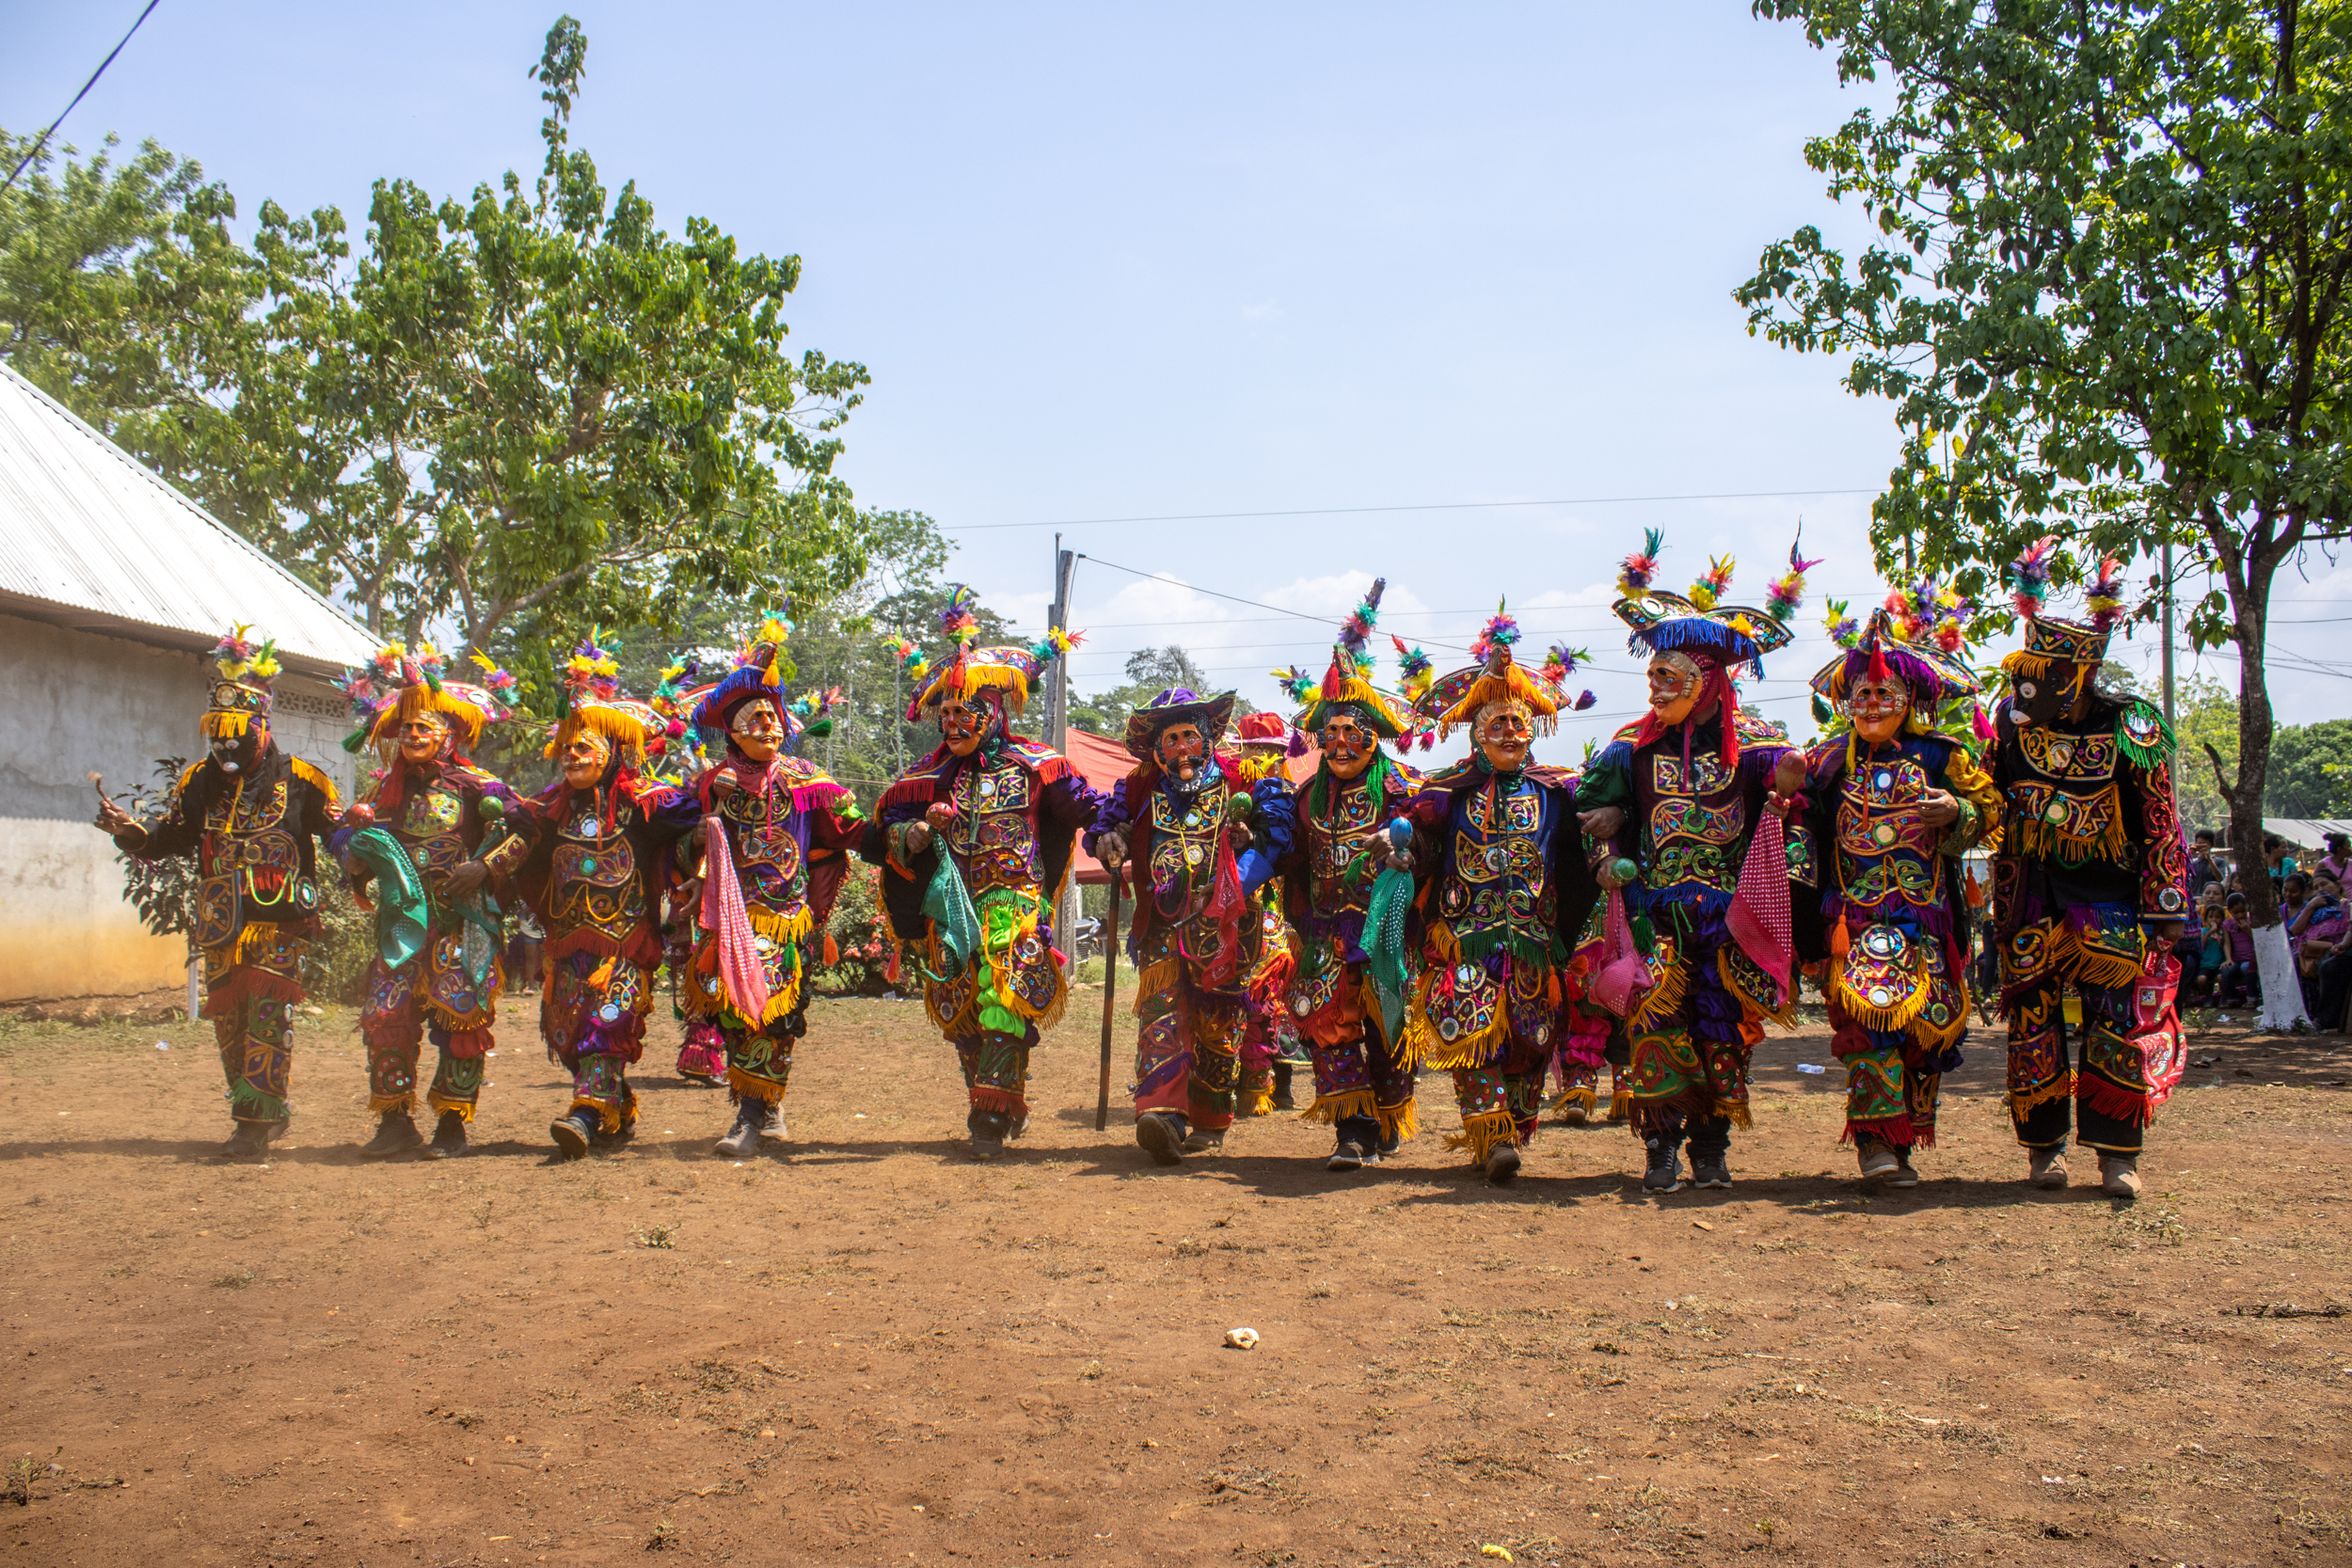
[0,360,378,674]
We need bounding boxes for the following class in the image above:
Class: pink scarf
[1726,806,1794,1006]
[701,820,770,1021]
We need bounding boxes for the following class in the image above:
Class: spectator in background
[2319,832,2351,886]
[2293,871,2348,1015]
[2187,830,2226,902]
[2282,872,2311,931]
[2218,893,2260,1006]
[2265,833,2297,891]
[2190,888,2228,1003]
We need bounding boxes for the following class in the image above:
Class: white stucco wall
[0,612,357,1003]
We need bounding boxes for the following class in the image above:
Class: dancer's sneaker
[968,1108,1011,1162]
[1857,1142,1901,1184]
[1690,1153,1732,1190]
[712,1099,763,1159]
[2098,1153,2141,1199]
[1179,1127,1226,1156]
[2028,1148,2069,1189]
[1326,1137,1376,1172]
[1643,1144,1685,1194]
[549,1107,598,1161]
[423,1111,469,1161]
[219,1121,273,1163]
[1483,1144,1522,1186]
[1886,1150,1920,1188]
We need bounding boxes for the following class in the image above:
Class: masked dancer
[1252,586,1427,1169]
[866,594,1104,1160]
[1788,593,2000,1186]
[505,642,700,1157]
[1991,543,2188,1197]
[684,622,866,1158]
[649,660,727,1087]
[330,643,528,1160]
[1401,610,1603,1185]
[1575,536,1821,1194]
[1228,710,1311,1117]
[1086,689,1292,1164]
[97,628,344,1161]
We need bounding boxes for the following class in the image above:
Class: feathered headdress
[1388,635,1435,706]
[1618,528,1663,596]
[691,612,800,737]
[1539,642,1597,712]
[1421,599,1565,738]
[1291,576,1416,739]
[1611,528,1802,677]
[898,586,1064,721]
[547,633,663,768]
[2000,536,2128,694]
[202,624,283,740]
[337,641,514,754]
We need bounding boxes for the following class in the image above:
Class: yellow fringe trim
[1376,1097,1419,1144]
[1245,1089,1274,1117]
[201,709,252,739]
[2005,1073,2075,1117]
[1417,1007,1513,1072]
[424,1091,475,1123]
[1717,947,1801,1028]
[748,903,815,945]
[1629,951,1689,1032]
[1298,1087,1376,1127]
[204,921,285,972]
[1444,1108,1518,1164]
[1131,955,1182,1015]
[1829,961,1930,1032]
[1556,1085,1597,1116]
[369,1091,416,1116]
[727,1064,787,1104]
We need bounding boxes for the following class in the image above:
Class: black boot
[1484,1143,1523,1186]
[968,1107,1012,1161]
[1271,1062,1296,1111]
[423,1111,469,1160]
[1135,1111,1186,1166]
[549,1106,598,1161]
[359,1111,422,1161]
[219,1121,273,1163]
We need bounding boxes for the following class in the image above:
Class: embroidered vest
[944,751,1043,895]
[1148,779,1232,923]
[547,796,650,947]
[1305,776,1384,919]
[194,772,314,949]
[1637,747,1749,895]
[1435,775,1554,946]
[718,782,809,914]
[1834,749,1945,918]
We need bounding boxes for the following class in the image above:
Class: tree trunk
[2221,526,2310,1028]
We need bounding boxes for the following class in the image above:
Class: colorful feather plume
[1767,533,1821,620]
[1338,578,1386,668]
[938,584,982,645]
[564,635,621,698]
[1824,598,1861,650]
[469,650,516,692]
[1025,626,1082,665]
[2006,535,2058,621]
[1469,600,1521,665]
[2085,554,2126,630]
[1573,689,1597,711]
[1618,528,1664,596]
[1388,635,1435,704]
[1272,665,1316,706]
[1688,554,1737,611]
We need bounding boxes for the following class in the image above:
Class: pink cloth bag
[700,822,771,1022]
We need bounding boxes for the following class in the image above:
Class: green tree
[2265,718,2352,816]
[1739,0,2352,950]
[0,130,258,512]
[2170,674,2239,834]
[227,15,872,674]
[1071,645,1213,736]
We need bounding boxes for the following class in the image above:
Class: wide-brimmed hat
[202,625,280,741]
[1612,530,1813,677]
[1122,688,1238,761]
[338,641,515,754]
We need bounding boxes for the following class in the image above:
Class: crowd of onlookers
[2173,829,2352,1024]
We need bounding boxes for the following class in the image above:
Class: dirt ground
[2,989,2348,1568]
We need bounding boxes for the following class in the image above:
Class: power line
[945,486,1880,532]
[0,0,162,196]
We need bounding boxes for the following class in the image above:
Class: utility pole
[2160,540,2176,727]
[1048,538,1084,958]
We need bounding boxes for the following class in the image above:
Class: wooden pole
[1095,863,1122,1132]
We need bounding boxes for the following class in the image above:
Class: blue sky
[8,0,2342,757]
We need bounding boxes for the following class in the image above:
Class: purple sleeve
[1079,775,1132,856]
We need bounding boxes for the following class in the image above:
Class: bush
[811,859,895,996]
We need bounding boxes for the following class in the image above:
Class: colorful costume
[1799,595,2000,1182]
[104,628,342,1160]
[515,642,700,1158]
[1261,598,1428,1168]
[866,603,1104,1158]
[683,624,865,1157]
[1228,711,1311,1115]
[1991,544,2188,1196]
[1402,610,1603,1183]
[1088,689,1289,1163]
[648,661,727,1086]
[1575,536,1820,1192]
[329,643,528,1159]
